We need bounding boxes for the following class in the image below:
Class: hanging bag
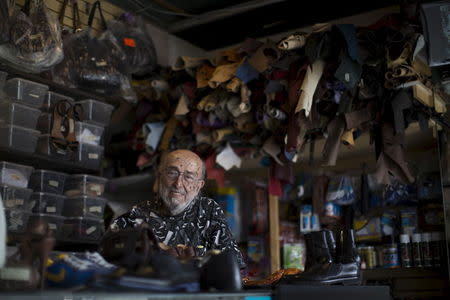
[0,0,63,72]
[54,1,135,102]
[107,13,157,75]
[0,0,11,44]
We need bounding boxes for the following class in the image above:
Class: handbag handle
[88,0,107,31]
[58,0,81,33]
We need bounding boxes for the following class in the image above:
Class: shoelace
[85,252,116,269]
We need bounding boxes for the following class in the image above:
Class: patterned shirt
[110,196,246,269]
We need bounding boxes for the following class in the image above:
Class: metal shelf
[0,147,100,175]
[0,63,123,106]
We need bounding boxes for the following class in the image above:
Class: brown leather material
[286,62,308,152]
[322,116,346,166]
[247,42,281,73]
[374,121,415,184]
[344,101,376,129]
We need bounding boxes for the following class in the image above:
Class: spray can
[412,233,422,267]
[399,234,412,268]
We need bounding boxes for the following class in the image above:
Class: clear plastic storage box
[75,143,104,170]
[29,169,67,194]
[28,213,63,238]
[0,161,33,188]
[4,209,31,232]
[36,113,51,134]
[76,99,114,126]
[0,99,41,129]
[42,91,74,113]
[4,78,48,108]
[63,195,106,218]
[35,134,73,160]
[61,217,104,242]
[75,121,104,145]
[0,123,39,153]
[30,192,65,215]
[64,174,107,197]
[0,184,32,210]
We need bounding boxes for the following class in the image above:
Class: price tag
[123,38,136,47]
[49,180,59,187]
[88,153,99,159]
[46,206,56,213]
[86,226,97,235]
[89,206,101,213]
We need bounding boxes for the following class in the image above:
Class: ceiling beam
[168,0,290,33]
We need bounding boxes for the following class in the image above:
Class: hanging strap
[22,0,33,15]
[72,0,81,32]
[58,0,69,24]
[88,1,107,30]
[58,0,81,33]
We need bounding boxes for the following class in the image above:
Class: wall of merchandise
[14,0,124,34]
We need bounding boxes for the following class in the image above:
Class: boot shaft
[337,229,359,264]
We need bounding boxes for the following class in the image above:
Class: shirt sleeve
[206,202,247,270]
[109,206,147,231]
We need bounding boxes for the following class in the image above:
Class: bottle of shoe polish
[399,234,412,268]
[412,233,422,267]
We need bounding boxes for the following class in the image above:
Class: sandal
[67,103,83,151]
[50,100,72,150]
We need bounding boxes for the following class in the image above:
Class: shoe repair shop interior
[0,0,449,299]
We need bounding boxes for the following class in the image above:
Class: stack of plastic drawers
[27,169,68,239]
[61,174,108,243]
[0,161,34,233]
[0,74,47,153]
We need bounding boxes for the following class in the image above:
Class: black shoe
[281,229,361,285]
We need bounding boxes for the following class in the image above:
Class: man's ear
[198,179,205,190]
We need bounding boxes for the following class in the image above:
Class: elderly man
[109,149,245,269]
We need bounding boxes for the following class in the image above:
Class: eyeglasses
[163,168,199,183]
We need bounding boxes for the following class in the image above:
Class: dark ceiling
[107,0,399,50]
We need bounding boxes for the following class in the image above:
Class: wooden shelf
[363,267,447,280]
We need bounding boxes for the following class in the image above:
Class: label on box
[88,153,99,160]
[29,93,40,99]
[86,226,97,235]
[90,185,102,196]
[5,199,23,208]
[96,61,107,67]
[48,223,57,230]
[46,206,56,213]
[89,206,101,213]
[49,180,59,187]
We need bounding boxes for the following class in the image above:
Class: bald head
[159,150,205,179]
[157,150,206,215]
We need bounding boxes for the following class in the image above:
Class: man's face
[158,150,205,215]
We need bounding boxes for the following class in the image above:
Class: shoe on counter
[280,229,361,285]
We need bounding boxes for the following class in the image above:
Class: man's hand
[158,243,195,260]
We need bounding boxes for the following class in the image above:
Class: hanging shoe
[278,33,308,50]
